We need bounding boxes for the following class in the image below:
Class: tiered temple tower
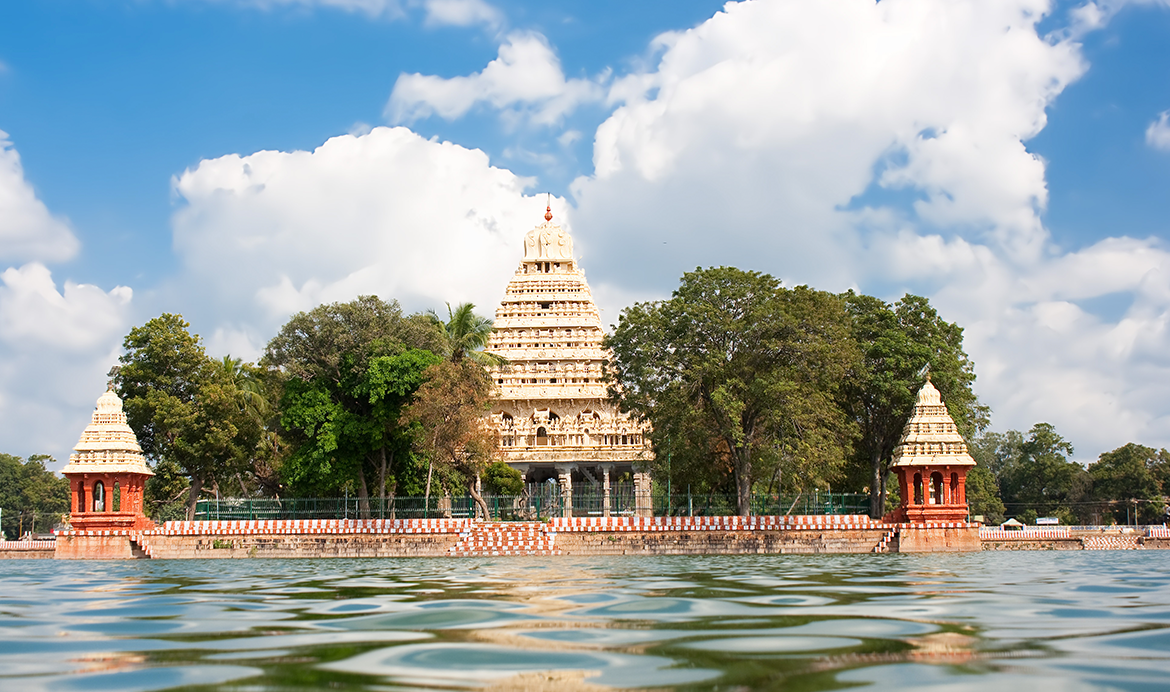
[888,377,975,523]
[61,387,155,532]
[486,207,653,516]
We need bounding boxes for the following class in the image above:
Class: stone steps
[449,522,560,557]
[1082,535,1142,550]
[874,527,899,553]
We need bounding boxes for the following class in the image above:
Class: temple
[485,206,653,516]
[61,387,155,532]
[886,377,976,524]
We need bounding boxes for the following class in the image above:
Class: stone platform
[42,516,986,559]
[35,519,1170,560]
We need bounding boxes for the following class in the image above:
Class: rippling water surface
[3,552,1170,691]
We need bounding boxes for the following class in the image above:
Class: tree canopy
[116,314,267,519]
[0,453,69,539]
[264,296,445,512]
[840,292,987,517]
[606,267,857,516]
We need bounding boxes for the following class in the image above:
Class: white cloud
[0,263,133,465]
[554,0,1170,458]
[386,32,604,126]
[1146,111,1170,152]
[421,0,502,29]
[170,126,558,358]
[186,0,407,18]
[0,131,80,263]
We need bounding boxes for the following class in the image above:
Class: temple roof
[890,378,976,469]
[62,387,154,477]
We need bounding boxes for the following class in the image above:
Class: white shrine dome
[62,387,154,476]
[890,378,975,469]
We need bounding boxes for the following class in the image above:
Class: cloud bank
[170,126,555,359]
[0,134,133,463]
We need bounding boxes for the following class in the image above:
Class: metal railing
[194,488,867,521]
[652,491,868,517]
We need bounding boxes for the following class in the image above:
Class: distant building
[485,207,653,517]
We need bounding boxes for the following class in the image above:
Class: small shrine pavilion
[887,377,976,524]
[61,387,155,532]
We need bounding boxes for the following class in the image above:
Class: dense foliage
[115,315,276,519]
[11,267,1168,526]
[606,267,987,517]
[971,426,1170,524]
[0,453,69,538]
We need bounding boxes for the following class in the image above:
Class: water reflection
[0,553,1168,690]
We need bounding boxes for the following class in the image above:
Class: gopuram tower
[486,206,653,517]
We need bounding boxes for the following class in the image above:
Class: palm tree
[427,302,507,366]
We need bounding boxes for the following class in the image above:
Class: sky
[2,0,1169,469]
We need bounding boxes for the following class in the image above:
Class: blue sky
[2,0,1169,467]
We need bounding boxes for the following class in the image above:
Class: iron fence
[652,490,868,517]
[193,488,868,521]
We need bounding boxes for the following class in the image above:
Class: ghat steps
[449,522,560,557]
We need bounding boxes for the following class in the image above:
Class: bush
[483,461,523,495]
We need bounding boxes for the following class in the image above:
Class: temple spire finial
[545,193,553,222]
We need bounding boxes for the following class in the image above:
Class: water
[2,552,1170,691]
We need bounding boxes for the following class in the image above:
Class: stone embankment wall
[54,534,140,559]
[0,540,55,559]
[979,527,1166,550]
[556,528,889,554]
[142,533,459,559]
[37,518,1170,559]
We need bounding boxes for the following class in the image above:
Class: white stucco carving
[488,211,651,477]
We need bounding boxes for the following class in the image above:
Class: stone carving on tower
[61,387,155,531]
[486,206,653,517]
[886,376,976,524]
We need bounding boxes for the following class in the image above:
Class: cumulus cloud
[1147,111,1170,152]
[0,263,133,464]
[170,126,556,359]
[557,0,1170,458]
[387,32,605,125]
[421,0,502,28]
[0,131,80,263]
[173,0,504,26]
[184,0,408,18]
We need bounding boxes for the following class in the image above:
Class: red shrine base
[55,534,141,560]
[884,503,970,524]
[895,524,981,552]
[68,512,155,533]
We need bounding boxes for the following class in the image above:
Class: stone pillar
[601,465,612,518]
[557,466,573,518]
[633,471,652,518]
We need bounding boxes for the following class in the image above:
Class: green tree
[1089,443,1167,524]
[969,430,1024,482]
[998,423,1087,523]
[484,461,524,495]
[429,302,506,365]
[606,267,857,516]
[964,465,1006,524]
[0,453,69,539]
[116,314,265,519]
[839,292,986,517]
[265,297,443,510]
[403,360,497,518]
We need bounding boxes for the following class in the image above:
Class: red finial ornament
[544,193,553,221]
